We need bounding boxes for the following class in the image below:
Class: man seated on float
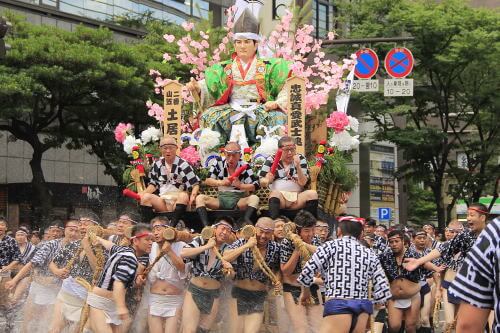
[140,136,200,227]
[180,216,235,333]
[185,8,289,145]
[195,141,259,227]
[223,217,281,333]
[259,136,319,218]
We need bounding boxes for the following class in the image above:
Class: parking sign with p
[378,208,391,221]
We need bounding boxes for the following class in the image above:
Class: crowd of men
[0,135,497,333]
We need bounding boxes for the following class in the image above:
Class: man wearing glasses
[140,136,200,228]
[259,136,319,219]
[195,141,260,227]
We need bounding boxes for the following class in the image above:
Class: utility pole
[0,16,11,58]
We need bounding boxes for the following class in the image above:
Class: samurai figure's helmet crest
[233,8,260,41]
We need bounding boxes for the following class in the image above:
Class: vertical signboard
[286,76,306,155]
[163,81,183,144]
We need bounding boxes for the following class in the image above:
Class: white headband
[233,32,261,41]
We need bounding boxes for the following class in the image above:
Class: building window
[40,0,58,8]
[313,0,333,38]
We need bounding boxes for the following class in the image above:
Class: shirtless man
[280,210,321,333]
[86,224,152,333]
[147,218,188,333]
[259,136,319,218]
[180,217,234,333]
[223,217,281,333]
[379,229,426,333]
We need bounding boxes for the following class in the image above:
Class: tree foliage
[0,12,190,221]
[406,180,437,226]
[335,0,499,229]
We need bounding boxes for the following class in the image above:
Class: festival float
[116,6,360,230]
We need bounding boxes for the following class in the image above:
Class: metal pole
[322,36,415,46]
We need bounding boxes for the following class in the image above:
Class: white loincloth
[86,292,121,326]
[57,289,85,322]
[394,298,412,309]
[148,293,184,318]
[29,280,59,305]
[271,180,302,203]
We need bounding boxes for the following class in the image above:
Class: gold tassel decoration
[309,165,321,191]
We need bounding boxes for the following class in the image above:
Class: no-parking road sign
[354,48,379,79]
[384,47,414,78]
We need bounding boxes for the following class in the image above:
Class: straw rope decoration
[241,225,282,295]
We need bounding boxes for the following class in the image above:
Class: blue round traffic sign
[354,48,379,79]
[384,47,414,78]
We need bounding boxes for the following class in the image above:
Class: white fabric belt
[61,276,88,300]
[270,179,302,192]
[30,280,59,305]
[159,184,180,196]
[230,101,258,123]
[149,293,184,318]
[86,292,121,325]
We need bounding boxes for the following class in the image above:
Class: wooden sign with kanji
[286,76,306,155]
[163,81,183,144]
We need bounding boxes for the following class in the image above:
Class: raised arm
[163,242,185,272]
[223,238,257,263]
[181,237,216,259]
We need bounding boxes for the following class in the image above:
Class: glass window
[40,0,58,7]
[55,0,211,27]
[313,0,336,38]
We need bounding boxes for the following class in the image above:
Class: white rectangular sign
[352,79,379,92]
[384,79,413,96]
